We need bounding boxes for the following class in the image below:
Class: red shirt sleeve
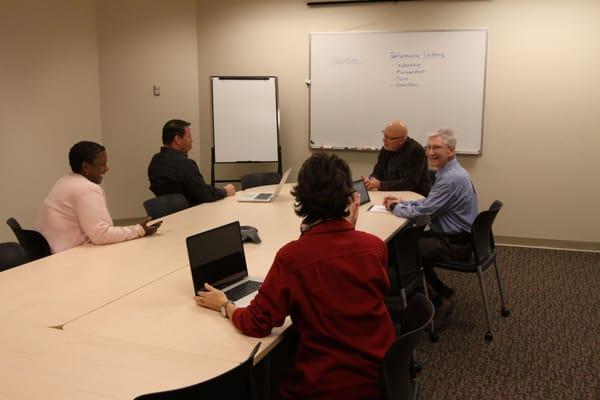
[231,250,290,337]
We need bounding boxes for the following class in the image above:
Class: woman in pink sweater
[36,141,159,253]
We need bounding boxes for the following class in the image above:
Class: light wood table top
[61,186,421,363]
[0,184,421,398]
[0,231,188,327]
[0,323,237,400]
[164,184,422,246]
[63,266,289,363]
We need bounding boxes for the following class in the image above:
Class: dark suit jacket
[371,137,431,196]
[147,147,226,206]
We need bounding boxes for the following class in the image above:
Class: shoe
[437,285,455,299]
[433,299,455,331]
[431,296,443,308]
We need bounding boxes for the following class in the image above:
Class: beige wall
[0,0,102,242]
[2,0,599,245]
[96,0,200,218]
[196,0,600,244]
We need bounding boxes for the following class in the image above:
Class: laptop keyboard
[225,280,262,301]
[255,193,272,200]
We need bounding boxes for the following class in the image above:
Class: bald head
[382,120,408,151]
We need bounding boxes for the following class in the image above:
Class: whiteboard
[309,30,487,154]
[211,77,280,162]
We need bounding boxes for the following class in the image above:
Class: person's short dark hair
[292,152,354,222]
[69,141,106,173]
[162,119,191,145]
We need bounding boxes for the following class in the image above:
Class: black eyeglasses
[381,130,405,141]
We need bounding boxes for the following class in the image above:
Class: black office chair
[387,215,431,307]
[143,194,189,219]
[386,215,438,340]
[433,200,510,341]
[133,343,260,400]
[380,293,434,400]
[386,215,431,323]
[6,218,52,262]
[428,169,437,185]
[240,172,281,190]
[0,242,28,271]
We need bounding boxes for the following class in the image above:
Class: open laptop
[186,221,262,307]
[353,179,371,205]
[237,168,292,203]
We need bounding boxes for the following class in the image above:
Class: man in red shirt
[196,153,395,399]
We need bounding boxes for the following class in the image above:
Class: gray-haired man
[384,128,478,309]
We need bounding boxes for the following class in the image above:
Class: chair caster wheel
[429,331,439,342]
[484,331,493,341]
[414,363,422,373]
[501,308,510,317]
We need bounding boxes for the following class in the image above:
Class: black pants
[419,230,472,294]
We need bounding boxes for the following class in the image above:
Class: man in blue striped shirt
[383,128,478,307]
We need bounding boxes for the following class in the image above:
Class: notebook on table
[186,221,262,307]
[236,168,292,203]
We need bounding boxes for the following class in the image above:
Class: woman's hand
[140,217,161,236]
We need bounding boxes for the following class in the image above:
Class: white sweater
[35,174,144,253]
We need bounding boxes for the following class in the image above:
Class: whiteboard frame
[210,76,281,163]
[308,29,488,155]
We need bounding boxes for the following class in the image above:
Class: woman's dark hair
[292,152,354,222]
[69,141,106,173]
[162,119,191,145]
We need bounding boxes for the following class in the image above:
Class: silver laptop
[236,168,292,203]
[186,221,262,307]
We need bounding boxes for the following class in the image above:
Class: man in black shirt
[147,119,235,206]
[362,120,431,196]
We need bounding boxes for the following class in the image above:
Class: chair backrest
[133,343,260,400]
[428,169,437,185]
[143,194,189,219]
[6,218,52,262]
[240,172,282,190]
[0,242,28,271]
[470,200,503,264]
[387,214,430,294]
[380,294,434,400]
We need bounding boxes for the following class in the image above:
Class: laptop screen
[273,168,292,197]
[353,179,370,205]
[186,221,248,294]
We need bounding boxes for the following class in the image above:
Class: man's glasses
[425,144,448,152]
[381,130,405,142]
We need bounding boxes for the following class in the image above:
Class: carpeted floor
[417,245,600,399]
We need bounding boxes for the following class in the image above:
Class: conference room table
[0,323,236,399]
[0,184,422,399]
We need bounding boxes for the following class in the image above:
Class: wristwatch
[220,300,235,319]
